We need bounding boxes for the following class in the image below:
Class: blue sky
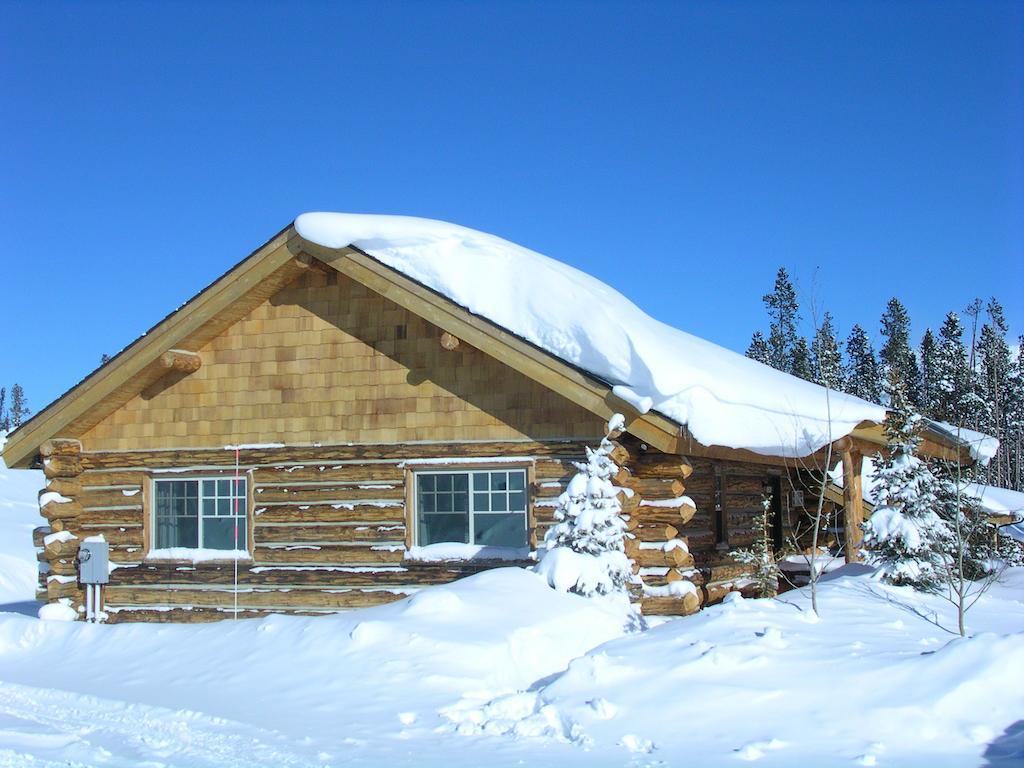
[1,0,1021,412]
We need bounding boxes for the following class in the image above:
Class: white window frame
[413,467,529,547]
[150,475,249,552]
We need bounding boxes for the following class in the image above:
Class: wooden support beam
[841,448,865,563]
[159,349,202,374]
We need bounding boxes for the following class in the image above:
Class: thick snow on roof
[296,212,887,457]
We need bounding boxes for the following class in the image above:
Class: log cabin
[2,213,981,622]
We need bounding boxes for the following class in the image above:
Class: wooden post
[841,448,865,563]
[159,349,202,374]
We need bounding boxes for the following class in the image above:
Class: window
[153,477,248,551]
[415,469,528,547]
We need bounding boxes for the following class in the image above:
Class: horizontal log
[40,439,82,458]
[104,586,411,610]
[46,580,81,601]
[632,455,694,480]
[80,440,596,471]
[254,503,405,524]
[45,478,81,498]
[43,455,83,479]
[80,487,144,509]
[47,558,78,576]
[159,349,202,373]
[255,484,405,504]
[254,523,406,545]
[80,471,147,487]
[32,526,52,548]
[254,544,406,566]
[630,545,694,569]
[77,526,144,548]
[80,507,145,527]
[533,458,579,481]
[252,463,404,485]
[621,477,685,498]
[631,524,680,542]
[533,483,565,499]
[105,607,259,623]
[40,499,82,522]
[640,592,701,616]
[44,536,80,560]
[106,561,502,588]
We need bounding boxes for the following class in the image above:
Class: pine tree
[811,311,844,390]
[791,336,813,381]
[919,329,940,419]
[844,325,882,403]
[862,376,951,591]
[746,331,771,366]
[977,299,1013,486]
[0,387,7,433]
[536,415,633,597]
[933,313,976,427]
[880,298,921,407]
[763,267,800,374]
[9,384,29,429]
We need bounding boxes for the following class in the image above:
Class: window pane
[419,513,468,545]
[473,513,526,547]
[491,493,507,512]
[184,497,198,516]
[202,498,216,516]
[473,473,489,491]
[203,517,244,550]
[202,480,215,497]
[157,516,198,549]
[453,490,468,513]
[437,475,452,492]
[453,474,468,492]
[509,491,526,512]
[420,475,435,492]
[473,492,490,512]
[509,472,525,491]
[217,498,231,516]
[419,492,436,513]
[491,472,508,491]
[218,479,230,496]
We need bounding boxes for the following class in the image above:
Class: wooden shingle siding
[81,268,606,450]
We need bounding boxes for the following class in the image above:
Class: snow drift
[295,212,887,457]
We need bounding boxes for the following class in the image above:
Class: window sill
[144,548,253,565]
[403,543,533,564]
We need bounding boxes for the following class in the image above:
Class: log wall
[31,434,783,621]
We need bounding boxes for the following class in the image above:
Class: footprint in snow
[619,734,655,754]
[734,738,787,761]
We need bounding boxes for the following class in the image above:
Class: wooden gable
[79,265,607,451]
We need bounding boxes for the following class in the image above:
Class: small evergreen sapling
[535,414,634,597]
[731,490,784,598]
[862,379,952,591]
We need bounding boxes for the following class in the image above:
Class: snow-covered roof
[296,213,888,458]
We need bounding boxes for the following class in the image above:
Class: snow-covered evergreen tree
[934,312,979,429]
[763,267,800,374]
[791,336,813,381]
[811,311,844,390]
[844,324,882,403]
[862,377,951,591]
[0,387,7,433]
[746,331,771,366]
[535,414,633,597]
[880,297,921,407]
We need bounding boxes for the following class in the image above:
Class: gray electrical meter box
[78,539,109,585]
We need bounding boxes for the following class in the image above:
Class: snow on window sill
[403,543,533,563]
[145,548,253,565]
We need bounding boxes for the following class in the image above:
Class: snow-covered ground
[1,465,1023,766]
